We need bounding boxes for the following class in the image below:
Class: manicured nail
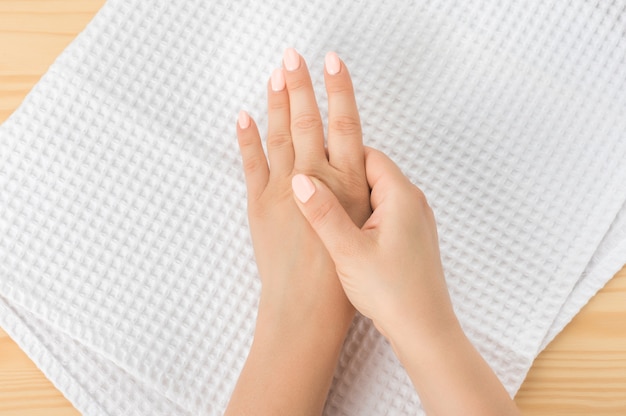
[283,48,301,71]
[292,174,315,203]
[325,51,341,75]
[271,68,285,91]
[238,110,250,129]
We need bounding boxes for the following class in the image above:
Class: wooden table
[0,1,625,414]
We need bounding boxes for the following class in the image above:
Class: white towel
[0,1,625,415]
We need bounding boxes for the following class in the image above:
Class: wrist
[254,270,355,349]
[380,306,520,416]
[376,301,462,358]
[254,301,353,354]
[388,316,465,360]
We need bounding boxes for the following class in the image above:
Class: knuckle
[237,133,257,149]
[330,115,361,136]
[242,155,264,174]
[296,164,325,180]
[267,131,292,149]
[287,75,310,92]
[326,80,354,95]
[308,198,336,229]
[268,97,289,112]
[341,180,368,207]
[292,113,323,132]
[331,168,367,197]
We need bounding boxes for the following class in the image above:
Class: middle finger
[282,48,326,168]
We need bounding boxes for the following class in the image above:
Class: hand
[291,148,520,416]
[226,49,370,415]
[291,146,454,340]
[238,48,370,335]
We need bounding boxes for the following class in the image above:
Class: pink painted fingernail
[271,68,285,91]
[292,174,315,203]
[283,48,301,71]
[325,51,341,75]
[238,110,250,129]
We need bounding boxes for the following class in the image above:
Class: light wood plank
[515,266,626,414]
[0,0,106,123]
[0,328,81,415]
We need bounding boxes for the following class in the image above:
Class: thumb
[291,174,363,261]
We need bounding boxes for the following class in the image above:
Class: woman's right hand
[291,146,520,416]
[291,146,457,341]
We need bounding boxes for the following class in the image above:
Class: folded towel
[0,1,624,414]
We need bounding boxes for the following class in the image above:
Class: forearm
[225,300,352,415]
[389,318,520,416]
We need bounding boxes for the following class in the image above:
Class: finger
[266,68,294,176]
[291,173,364,263]
[364,146,407,188]
[282,48,326,166]
[237,110,269,201]
[324,52,364,171]
[364,146,409,210]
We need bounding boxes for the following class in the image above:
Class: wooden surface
[0,1,625,414]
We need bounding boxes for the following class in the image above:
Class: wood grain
[0,328,81,416]
[516,266,626,414]
[0,1,625,414]
[0,0,106,123]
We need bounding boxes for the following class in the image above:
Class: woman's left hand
[226,49,370,415]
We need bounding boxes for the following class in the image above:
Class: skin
[292,149,521,415]
[227,49,521,416]
[225,49,370,415]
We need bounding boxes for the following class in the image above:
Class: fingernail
[283,48,300,71]
[325,51,341,75]
[292,174,315,203]
[271,68,285,91]
[238,110,250,129]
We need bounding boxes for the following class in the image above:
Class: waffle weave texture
[0,1,625,415]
